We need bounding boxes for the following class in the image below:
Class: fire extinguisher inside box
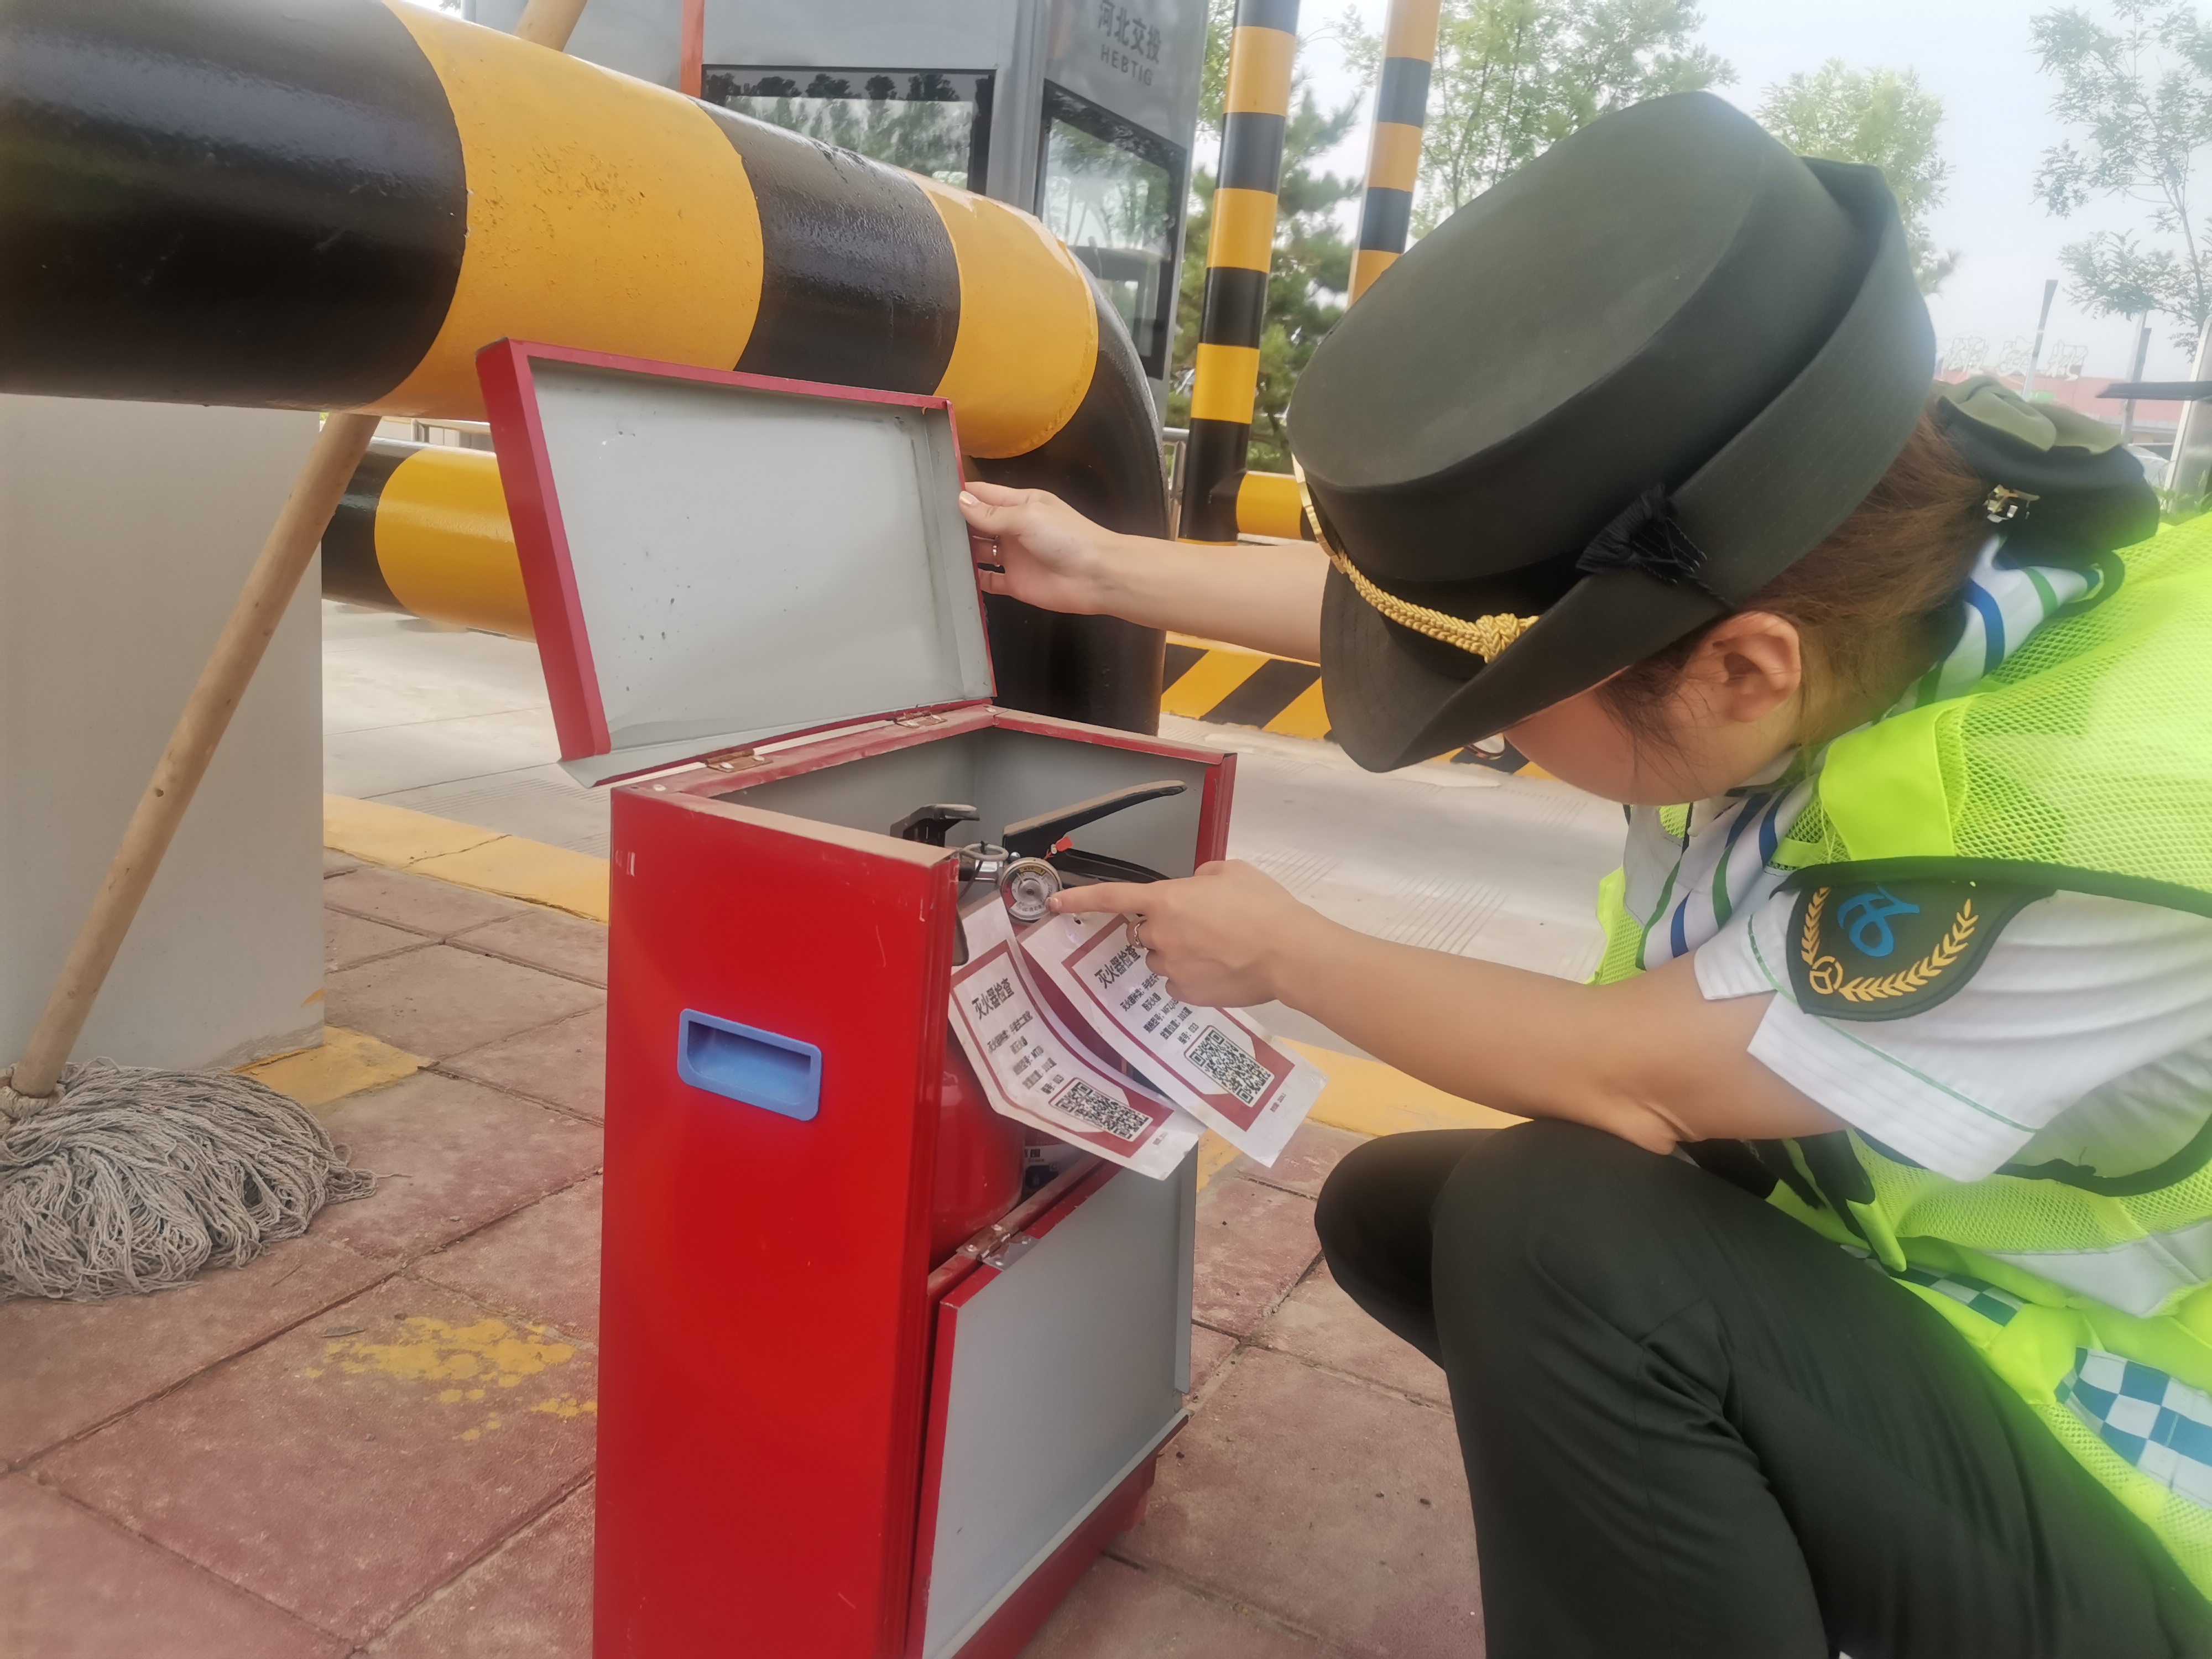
[477,340,1234,1659]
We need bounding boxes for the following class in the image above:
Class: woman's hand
[958,481,1127,615]
[1047,860,1333,1008]
[956,478,1331,661]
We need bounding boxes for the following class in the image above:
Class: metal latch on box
[980,1232,1039,1269]
[702,747,762,773]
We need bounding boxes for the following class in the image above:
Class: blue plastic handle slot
[676,1009,822,1122]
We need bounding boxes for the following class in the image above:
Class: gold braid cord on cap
[1291,463,1538,662]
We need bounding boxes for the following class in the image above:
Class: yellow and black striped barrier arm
[324,442,529,636]
[0,0,1166,731]
[1349,0,1440,302]
[1182,0,1301,545]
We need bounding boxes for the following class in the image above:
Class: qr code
[1051,1078,1150,1142]
[1188,1026,1269,1106]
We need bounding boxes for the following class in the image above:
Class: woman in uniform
[958,91,2212,1658]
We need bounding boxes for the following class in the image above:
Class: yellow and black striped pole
[1182,0,1301,545]
[0,0,1166,731]
[1349,0,1440,302]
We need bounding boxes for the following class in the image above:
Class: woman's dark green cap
[1290,91,1936,771]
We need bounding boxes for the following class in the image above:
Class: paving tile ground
[310,1072,603,1261]
[326,909,431,974]
[451,909,608,986]
[1191,1172,1327,1338]
[415,1175,603,1342]
[0,1236,389,1466]
[37,1276,600,1644]
[442,1005,607,1121]
[1188,1323,1240,1395]
[1020,1555,1328,1657]
[364,1481,593,1658]
[1117,1348,1484,1657]
[323,866,526,938]
[326,944,603,1061]
[0,1476,349,1659]
[8,863,1493,1656]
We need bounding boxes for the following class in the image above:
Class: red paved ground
[2,860,1483,1656]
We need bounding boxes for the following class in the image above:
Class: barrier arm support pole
[1348,0,1439,303]
[1181,0,1300,545]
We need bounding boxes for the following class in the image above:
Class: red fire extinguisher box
[479,341,1235,1659]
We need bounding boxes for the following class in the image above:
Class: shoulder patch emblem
[1787,878,2048,1021]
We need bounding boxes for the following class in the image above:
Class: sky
[1294,0,2203,382]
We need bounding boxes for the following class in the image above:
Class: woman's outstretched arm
[958,479,1328,664]
[1051,863,1845,1155]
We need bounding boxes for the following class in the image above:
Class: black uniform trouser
[1313,1122,2212,1659]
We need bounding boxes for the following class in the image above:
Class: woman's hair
[1600,413,1991,745]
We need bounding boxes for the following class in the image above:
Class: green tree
[1758,61,1954,293]
[1345,0,1731,234]
[1169,3,1361,474]
[2033,1,2212,347]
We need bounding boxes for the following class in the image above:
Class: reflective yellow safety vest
[1594,517,2212,1592]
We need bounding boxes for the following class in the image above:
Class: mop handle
[8,412,380,1099]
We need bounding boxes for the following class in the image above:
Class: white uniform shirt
[1695,889,2212,1184]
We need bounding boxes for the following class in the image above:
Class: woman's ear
[1676,611,1803,727]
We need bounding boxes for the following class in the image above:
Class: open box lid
[478,341,995,786]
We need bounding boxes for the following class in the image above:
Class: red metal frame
[476,338,987,774]
[907,1164,1126,1652]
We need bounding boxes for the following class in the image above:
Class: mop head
[0,1062,375,1301]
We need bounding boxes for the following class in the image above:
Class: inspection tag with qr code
[947,900,1203,1180]
[1020,910,1324,1166]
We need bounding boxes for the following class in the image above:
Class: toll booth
[463,0,1209,409]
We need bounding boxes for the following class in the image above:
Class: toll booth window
[1036,84,1184,382]
[703,68,993,194]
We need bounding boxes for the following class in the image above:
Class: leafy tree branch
[2033,0,2212,346]
[1757,61,1956,294]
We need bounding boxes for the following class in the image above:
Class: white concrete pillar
[0,398,325,1069]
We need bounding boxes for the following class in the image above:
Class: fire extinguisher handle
[1001,779,1187,858]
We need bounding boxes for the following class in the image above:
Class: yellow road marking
[1161,647,1267,718]
[1262,677,1332,739]
[324,794,609,922]
[243,1026,425,1108]
[1290,1039,1522,1139]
